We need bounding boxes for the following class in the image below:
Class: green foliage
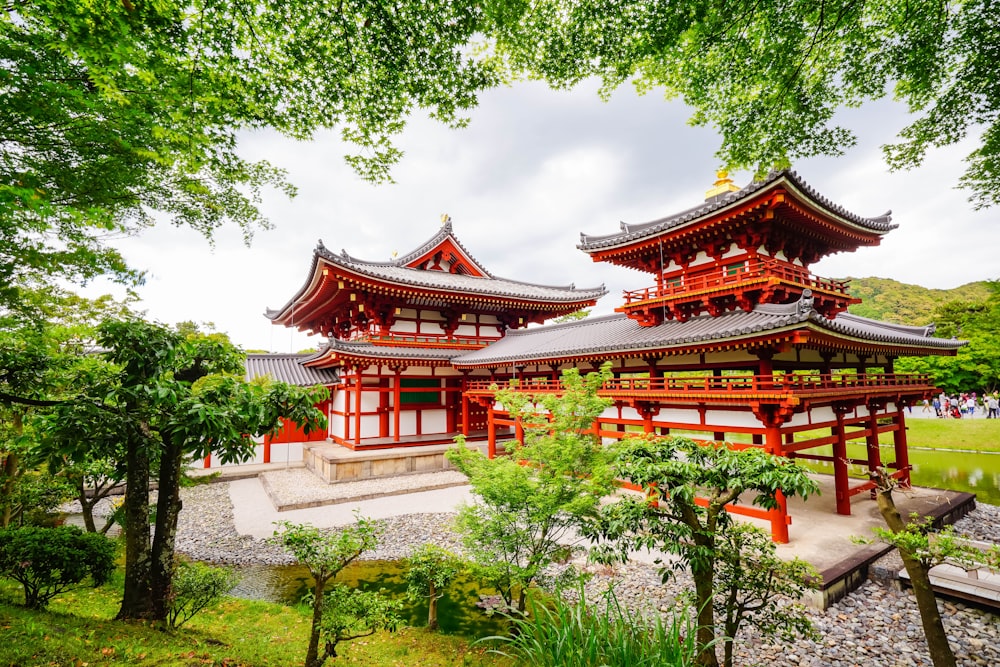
[271,517,400,667]
[587,436,819,667]
[492,1,1000,208]
[165,561,238,630]
[1,2,505,306]
[8,469,74,528]
[895,281,1000,393]
[447,364,617,614]
[0,525,115,609]
[404,544,466,631]
[309,584,405,660]
[846,278,993,325]
[713,524,817,667]
[488,583,698,667]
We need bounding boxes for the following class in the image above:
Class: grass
[0,575,511,667]
[903,416,1000,452]
[488,585,697,667]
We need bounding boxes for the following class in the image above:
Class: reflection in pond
[229,559,511,638]
[798,444,1000,505]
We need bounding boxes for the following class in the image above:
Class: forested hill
[845,277,993,325]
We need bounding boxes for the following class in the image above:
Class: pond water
[229,559,511,638]
[799,444,1000,505]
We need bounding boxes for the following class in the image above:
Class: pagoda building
[451,170,964,542]
[264,218,605,449]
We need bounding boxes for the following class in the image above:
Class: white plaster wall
[360,414,380,434]
[360,391,381,411]
[721,243,741,259]
[398,411,416,436]
[703,410,761,429]
[332,391,347,412]
[421,310,444,321]
[704,350,757,365]
[423,410,448,433]
[454,323,479,337]
[689,251,713,268]
[393,320,418,333]
[809,405,836,425]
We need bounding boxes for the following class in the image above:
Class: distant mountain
[844,278,993,325]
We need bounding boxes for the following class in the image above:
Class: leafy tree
[586,436,819,667]
[271,518,402,667]
[404,544,466,631]
[0,525,115,609]
[37,318,328,622]
[713,524,817,667]
[1,2,503,308]
[896,281,1000,393]
[492,1,1000,208]
[446,364,617,614]
[868,468,1000,667]
[165,561,239,630]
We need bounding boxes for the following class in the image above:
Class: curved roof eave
[578,169,897,252]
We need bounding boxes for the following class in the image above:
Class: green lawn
[904,416,1000,453]
[0,576,509,667]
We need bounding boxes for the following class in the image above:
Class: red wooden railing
[622,257,851,305]
[367,332,494,348]
[467,372,934,396]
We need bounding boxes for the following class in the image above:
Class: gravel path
[75,480,1000,666]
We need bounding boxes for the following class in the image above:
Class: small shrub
[166,561,238,630]
[488,584,698,667]
[0,525,115,609]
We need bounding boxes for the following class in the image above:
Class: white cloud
[86,82,1000,351]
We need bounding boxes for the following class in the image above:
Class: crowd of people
[923,391,1000,418]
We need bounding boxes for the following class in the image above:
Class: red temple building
[255,170,963,543]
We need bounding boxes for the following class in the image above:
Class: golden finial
[705,170,740,200]
[441,213,451,225]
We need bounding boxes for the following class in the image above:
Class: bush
[166,561,238,630]
[0,525,115,609]
[489,584,698,667]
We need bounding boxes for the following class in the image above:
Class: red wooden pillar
[833,408,851,515]
[866,406,882,497]
[487,405,496,459]
[393,369,402,442]
[378,376,390,438]
[764,421,790,544]
[446,379,457,433]
[263,438,272,464]
[515,416,524,446]
[203,453,211,468]
[343,369,352,442]
[893,405,911,488]
[354,369,363,446]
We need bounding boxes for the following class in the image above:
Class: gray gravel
[72,481,1000,666]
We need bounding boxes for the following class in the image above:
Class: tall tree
[492,1,1000,208]
[447,364,616,614]
[587,436,819,667]
[1,1,502,308]
[42,318,328,621]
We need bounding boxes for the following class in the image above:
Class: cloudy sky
[90,80,999,352]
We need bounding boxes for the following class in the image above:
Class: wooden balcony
[366,332,493,349]
[619,257,859,324]
[466,373,936,406]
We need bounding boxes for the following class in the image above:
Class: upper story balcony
[619,256,859,325]
[466,372,936,407]
[365,331,494,350]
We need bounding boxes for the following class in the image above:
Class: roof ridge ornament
[797,288,815,316]
[705,170,740,200]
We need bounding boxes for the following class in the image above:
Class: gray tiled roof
[245,353,340,386]
[266,224,606,320]
[394,220,492,277]
[578,169,897,252]
[452,302,963,367]
[319,338,463,362]
[316,242,606,302]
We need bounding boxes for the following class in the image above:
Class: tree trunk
[77,480,98,533]
[428,582,439,631]
[0,450,19,528]
[692,560,720,667]
[150,440,184,620]
[875,488,957,667]
[117,437,155,620]
[305,574,328,667]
